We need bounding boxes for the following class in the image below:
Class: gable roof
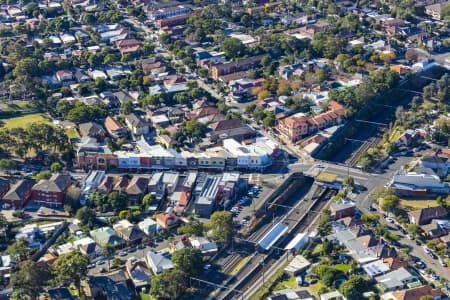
[3,179,34,201]
[209,118,245,131]
[126,176,149,196]
[32,174,71,193]
[408,206,448,225]
[391,285,441,300]
[79,122,105,137]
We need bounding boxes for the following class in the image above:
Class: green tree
[343,176,355,190]
[380,194,400,213]
[172,248,204,277]
[0,159,16,174]
[11,260,48,300]
[339,275,368,300]
[142,194,156,208]
[221,37,246,59]
[50,162,62,173]
[75,206,96,229]
[209,211,234,246]
[150,269,188,299]
[103,244,115,271]
[52,250,89,295]
[108,190,128,212]
[7,237,32,260]
[177,219,204,237]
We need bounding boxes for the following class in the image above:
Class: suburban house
[330,199,356,220]
[2,179,34,208]
[381,285,442,300]
[375,267,420,292]
[79,122,106,141]
[97,176,115,194]
[113,176,129,192]
[125,258,151,289]
[209,55,264,80]
[155,212,179,230]
[145,250,173,274]
[113,220,145,245]
[408,206,448,225]
[138,218,159,236]
[116,38,142,55]
[125,114,150,136]
[0,179,9,200]
[82,271,132,300]
[104,116,127,139]
[425,2,449,20]
[31,174,72,207]
[126,176,149,203]
[90,227,125,248]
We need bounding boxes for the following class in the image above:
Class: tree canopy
[172,247,204,277]
[209,211,234,246]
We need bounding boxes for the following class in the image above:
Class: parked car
[385,217,394,223]
[119,251,128,257]
[96,260,105,265]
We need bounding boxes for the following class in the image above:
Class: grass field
[274,275,297,291]
[308,281,325,297]
[334,263,350,274]
[0,113,52,129]
[400,199,439,211]
[65,128,80,140]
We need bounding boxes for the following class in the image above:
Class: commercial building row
[75,136,280,171]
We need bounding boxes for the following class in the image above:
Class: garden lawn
[308,281,325,298]
[274,275,297,291]
[334,263,350,274]
[0,113,52,129]
[400,200,439,211]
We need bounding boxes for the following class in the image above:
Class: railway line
[213,187,335,300]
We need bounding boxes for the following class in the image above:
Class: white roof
[284,255,311,274]
[284,232,309,250]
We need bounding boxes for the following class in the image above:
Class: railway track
[215,188,335,300]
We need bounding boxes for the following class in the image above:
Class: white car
[385,217,394,223]
[406,234,414,240]
[423,246,431,254]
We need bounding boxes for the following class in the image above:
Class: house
[90,227,125,248]
[208,119,255,143]
[320,290,346,300]
[422,219,448,238]
[116,38,143,55]
[75,69,91,83]
[155,212,179,230]
[31,174,72,207]
[47,287,76,300]
[98,176,115,194]
[79,122,106,141]
[83,271,132,300]
[113,220,145,245]
[425,1,449,20]
[75,237,101,259]
[330,199,356,220]
[126,258,151,289]
[104,116,127,139]
[55,70,74,85]
[0,179,9,200]
[125,114,150,136]
[268,289,315,300]
[145,250,173,274]
[210,55,264,80]
[114,91,134,106]
[138,218,159,236]
[189,236,218,256]
[381,285,442,300]
[375,267,419,292]
[408,206,448,225]
[113,176,129,192]
[126,176,149,203]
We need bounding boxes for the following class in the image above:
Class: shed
[258,222,288,251]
